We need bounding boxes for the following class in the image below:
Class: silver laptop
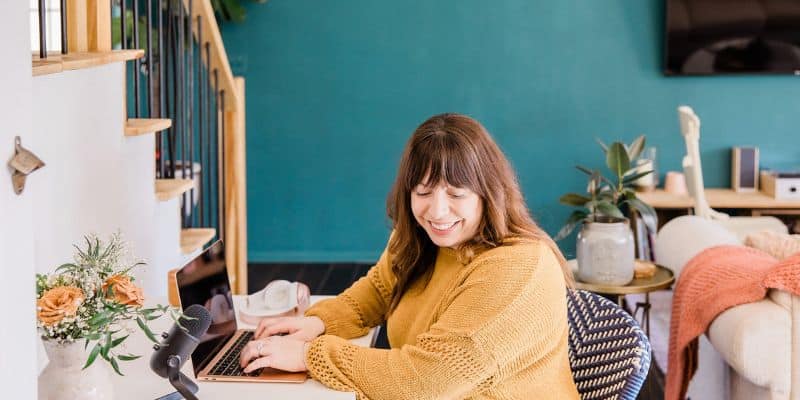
[175,240,307,383]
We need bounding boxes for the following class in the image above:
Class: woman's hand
[254,316,325,341]
[240,336,309,373]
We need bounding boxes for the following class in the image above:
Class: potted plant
[36,233,179,400]
[555,136,657,285]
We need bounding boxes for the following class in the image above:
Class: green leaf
[594,200,625,218]
[575,165,593,176]
[559,193,592,207]
[625,198,658,233]
[554,210,589,241]
[110,358,123,376]
[111,335,129,348]
[221,0,247,22]
[595,138,609,153]
[627,135,646,161]
[136,317,158,343]
[622,169,654,185]
[83,344,101,370]
[118,354,141,361]
[606,142,630,180]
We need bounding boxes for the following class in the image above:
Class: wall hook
[8,136,45,195]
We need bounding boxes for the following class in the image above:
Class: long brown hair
[386,113,572,311]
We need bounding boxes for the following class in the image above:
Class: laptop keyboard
[208,331,259,377]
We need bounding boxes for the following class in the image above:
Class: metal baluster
[197,16,204,227]
[187,0,194,228]
[133,0,140,117]
[146,0,154,117]
[61,0,68,54]
[178,0,187,226]
[38,0,47,59]
[121,0,127,49]
[168,1,177,179]
[213,69,219,236]
[157,0,165,178]
[205,47,213,229]
[219,89,226,242]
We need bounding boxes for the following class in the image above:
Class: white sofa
[651,215,799,400]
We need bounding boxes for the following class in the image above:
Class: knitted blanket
[665,245,800,400]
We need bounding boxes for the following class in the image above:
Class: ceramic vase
[38,340,114,400]
[576,216,635,285]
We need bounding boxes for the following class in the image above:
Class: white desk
[108,295,376,400]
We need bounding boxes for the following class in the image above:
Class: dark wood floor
[248,262,664,399]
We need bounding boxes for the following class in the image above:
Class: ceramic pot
[576,216,635,285]
[38,340,114,400]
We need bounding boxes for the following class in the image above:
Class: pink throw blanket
[665,246,800,400]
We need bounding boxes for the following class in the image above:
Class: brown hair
[386,113,572,311]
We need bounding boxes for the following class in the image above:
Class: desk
[637,188,800,210]
[109,295,376,400]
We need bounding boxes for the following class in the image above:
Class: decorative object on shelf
[37,233,179,400]
[556,135,658,285]
[632,146,659,191]
[239,280,311,325]
[664,171,688,195]
[8,136,45,195]
[731,146,759,192]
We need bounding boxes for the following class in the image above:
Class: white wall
[0,1,36,398]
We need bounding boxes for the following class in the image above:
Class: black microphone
[150,304,212,400]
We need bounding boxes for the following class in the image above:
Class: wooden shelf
[637,188,800,209]
[155,179,193,201]
[125,118,172,136]
[180,228,216,254]
[32,50,144,76]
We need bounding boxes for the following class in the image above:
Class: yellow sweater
[304,238,579,400]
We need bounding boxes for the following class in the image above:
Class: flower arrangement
[36,233,178,375]
[554,135,658,240]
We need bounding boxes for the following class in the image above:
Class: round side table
[571,262,674,336]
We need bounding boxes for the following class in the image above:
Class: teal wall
[221,0,800,262]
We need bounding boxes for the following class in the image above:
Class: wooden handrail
[183,0,241,112]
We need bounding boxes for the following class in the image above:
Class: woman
[240,113,579,399]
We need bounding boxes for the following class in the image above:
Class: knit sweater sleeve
[305,242,568,400]
[304,245,395,339]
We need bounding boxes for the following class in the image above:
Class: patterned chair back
[566,289,651,400]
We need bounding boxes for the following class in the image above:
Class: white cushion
[654,215,740,277]
[707,298,791,395]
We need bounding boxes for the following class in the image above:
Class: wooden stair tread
[155,179,193,201]
[125,118,172,136]
[180,228,216,254]
[32,50,145,76]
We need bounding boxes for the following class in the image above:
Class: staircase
[29,0,247,297]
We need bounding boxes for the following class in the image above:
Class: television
[664,0,800,75]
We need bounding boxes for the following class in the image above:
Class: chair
[566,289,652,400]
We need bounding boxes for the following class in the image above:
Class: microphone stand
[155,355,199,400]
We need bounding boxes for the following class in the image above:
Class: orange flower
[102,275,145,307]
[37,286,85,326]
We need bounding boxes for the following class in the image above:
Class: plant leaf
[595,138,609,154]
[559,193,592,207]
[136,317,158,343]
[625,198,658,233]
[111,335,129,348]
[627,135,646,161]
[554,210,588,241]
[594,200,625,218]
[622,169,653,185]
[110,358,123,376]
[83,344,101,370]
[575,165,593,176]
[118,354,141,361]
[606,142,631,180]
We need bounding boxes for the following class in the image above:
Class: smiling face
[411,179,483,249]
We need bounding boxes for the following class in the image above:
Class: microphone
[150,304,212,400]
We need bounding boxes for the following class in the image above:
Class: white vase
[39,340,114,400]
[576,216,635,286]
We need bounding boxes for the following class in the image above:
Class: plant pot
[576,216,635,285]
[38,340,114,400]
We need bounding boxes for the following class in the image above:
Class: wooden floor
[248,262,666,399]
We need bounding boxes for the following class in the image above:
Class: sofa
[650,215,799,400]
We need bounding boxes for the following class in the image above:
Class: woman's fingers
[243,356,272,374]
[240,338,268,367]
[255,317,287,338]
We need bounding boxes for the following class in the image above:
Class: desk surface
[109,295,375,400]
[637,188,800,209]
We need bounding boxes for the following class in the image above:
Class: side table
[571,263,675,336]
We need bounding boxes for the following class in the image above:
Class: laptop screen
[175,240,237,374]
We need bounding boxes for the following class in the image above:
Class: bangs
[403,132,481,193]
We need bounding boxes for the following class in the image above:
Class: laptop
[175,240,307,383]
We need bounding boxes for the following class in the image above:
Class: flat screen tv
[665,0,800,75]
